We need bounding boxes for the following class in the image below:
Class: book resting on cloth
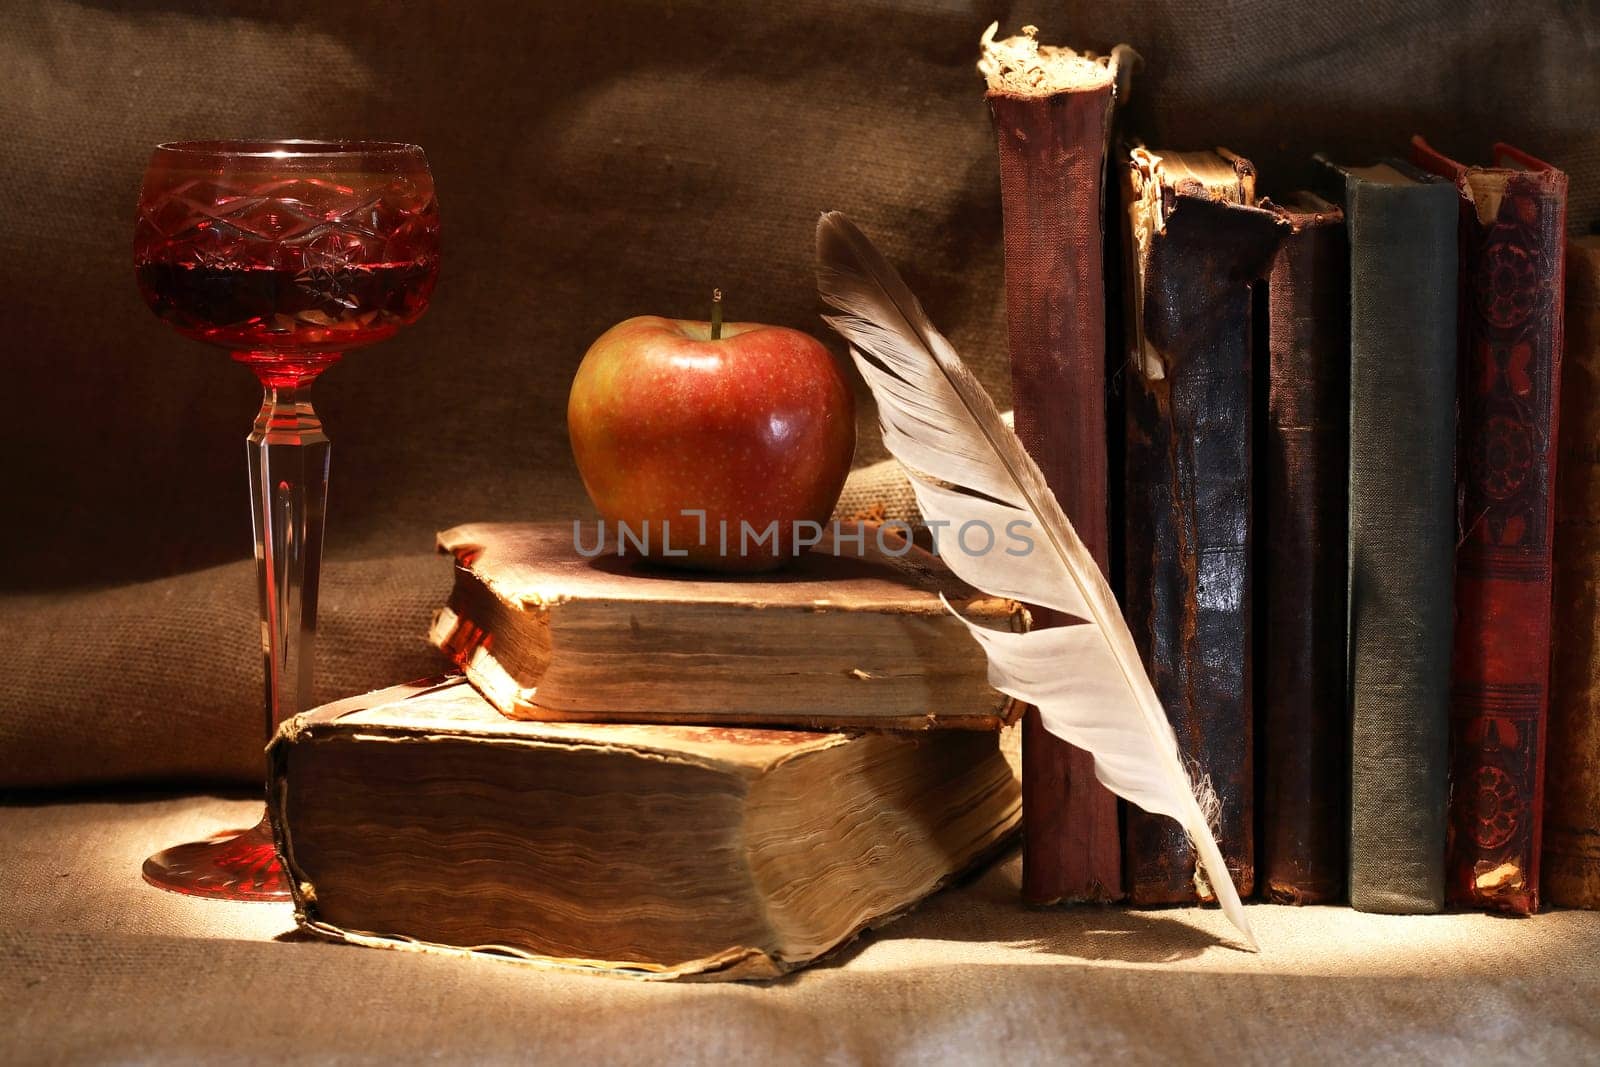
[267,676,1022,980]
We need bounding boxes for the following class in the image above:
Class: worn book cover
[430,522,1024,730]
[1321,156,1458,915]
[1259,194,1350,905]
[1118,145,1287,903]
[1412,138,1567,915]
[980,23,1125,905]
[268,676,1022,981]
[1547,232,1600,910]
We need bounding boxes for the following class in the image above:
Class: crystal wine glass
[134,140,439,900]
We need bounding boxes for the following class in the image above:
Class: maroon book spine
[1547,233,1600,910]
[1411,137,1568,914]
[1259,198,1349,904]
[987,75,1122,904]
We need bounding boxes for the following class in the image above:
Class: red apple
[568,313,856,571]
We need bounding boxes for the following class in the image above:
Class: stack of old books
[266,523,1023,980]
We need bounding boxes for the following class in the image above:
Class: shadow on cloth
[807,847,1224,973]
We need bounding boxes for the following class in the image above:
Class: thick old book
[1118,146,1286,904]
[1547,233,1600,910]
[429,522,1024,729]
[1412,138,1568,915]
[1259,194,1350,905]
[268,676,1021,981]
[979,24,1124,905]
[1322,157,1459,915]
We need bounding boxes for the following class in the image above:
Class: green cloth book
[1320,157,1458,915]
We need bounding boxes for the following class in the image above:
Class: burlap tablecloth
[4,795,1600,1064]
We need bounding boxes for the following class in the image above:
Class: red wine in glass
[136,261,435,351]
[133,141,439,900]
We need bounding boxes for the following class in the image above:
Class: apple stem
[711,288,723,341]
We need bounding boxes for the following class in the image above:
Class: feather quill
[815,211,1257,950]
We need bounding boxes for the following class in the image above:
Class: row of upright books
[981,27,1600,917]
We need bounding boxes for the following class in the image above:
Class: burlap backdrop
[3,0,1596,788]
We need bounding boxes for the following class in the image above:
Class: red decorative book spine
[1411,137,1568,914]
[985,55,1122,903]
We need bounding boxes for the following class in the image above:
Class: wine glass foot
[141,812,290,902]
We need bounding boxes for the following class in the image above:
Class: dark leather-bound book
[980,27,1126,903]
[1118,146,1287,903]
[1412,138,1568,915]
[1321,157,1458,915]
[1547,232,1600,910]
[1259,193,1350,905]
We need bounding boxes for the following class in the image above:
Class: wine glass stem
[248,376,331,742]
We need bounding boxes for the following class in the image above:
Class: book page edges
[269,677,851,773]
[429,597,1022,729]
[290,916,791,982]
[977,23,1122,96]
[1410,136,1567,228]
[1123,145,1258,380]
[746,733,1021,960]
[285,820,1021,983]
